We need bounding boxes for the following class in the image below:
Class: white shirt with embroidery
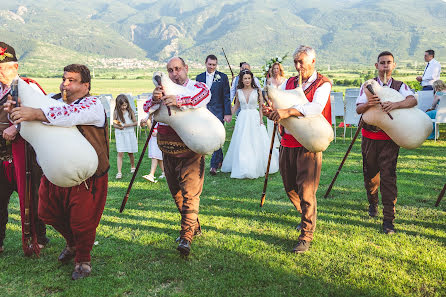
[143,79,211,127]
[421,58,441,87]
[41,95,106,128]
[280,71,331,117]
[356,77,414,105]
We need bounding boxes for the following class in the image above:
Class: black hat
[0,42,18,63]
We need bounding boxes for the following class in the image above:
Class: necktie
[422,62,430,77]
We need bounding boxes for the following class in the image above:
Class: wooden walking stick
[120,119,157,213]
[435,183,446,207]
[222,47,235,83]
[120,74,165,213]
[260,122,278,207]
[324,82,391,198]
[324,116,363,198]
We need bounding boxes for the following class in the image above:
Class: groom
[196,55,231,175]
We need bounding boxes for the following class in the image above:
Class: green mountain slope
[2,0,446,67]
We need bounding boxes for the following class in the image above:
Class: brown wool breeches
[163,153,204,242]
[279,146,322,242]
[361,137,399,222]
[38,174,108,262]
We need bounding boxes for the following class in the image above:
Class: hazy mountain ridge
[2,0,446,68]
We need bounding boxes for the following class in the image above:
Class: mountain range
[2,0,446,70]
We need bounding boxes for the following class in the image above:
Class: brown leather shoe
[209,168,217,176]
[72,262,91,280]
[58,246,76,264]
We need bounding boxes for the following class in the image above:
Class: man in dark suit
[196,55,231,175]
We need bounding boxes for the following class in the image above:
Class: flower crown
[261,53,288,79]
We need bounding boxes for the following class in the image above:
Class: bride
[221,70,279,179]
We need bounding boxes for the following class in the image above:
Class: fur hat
[0,42,18,63]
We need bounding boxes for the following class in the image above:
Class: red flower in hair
[0,47,13,61]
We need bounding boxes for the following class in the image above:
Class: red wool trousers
[38,174,108,262]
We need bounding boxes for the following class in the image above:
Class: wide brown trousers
[163,153,204,242]
[279,146,322,242]
[361,137,400,222]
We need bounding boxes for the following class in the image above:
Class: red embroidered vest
[281,73,332,148]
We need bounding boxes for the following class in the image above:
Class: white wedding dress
[221,89,279,179]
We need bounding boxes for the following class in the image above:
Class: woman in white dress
[265,62,286,150]
[222,70,279,179]
[113,94,138,179]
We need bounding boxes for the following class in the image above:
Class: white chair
[416,90,434,112]
[98,95,111,118]
[136,98,150,142]
[330,96,336,142]
[434,95,446,141]
[109,97,116,142]
[343,96,361,140]
[331,92,344,117]
[345,88,360,97]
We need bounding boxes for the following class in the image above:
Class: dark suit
[196,71,231,169]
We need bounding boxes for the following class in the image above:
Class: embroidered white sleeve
[42,97,106,127]
[291,82,331,116]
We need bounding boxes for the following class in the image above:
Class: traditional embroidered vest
[280,73,332,148]
[77,122,109,176]
[361,77,403,141]
[157,125,195,158]
[53,94,110,176]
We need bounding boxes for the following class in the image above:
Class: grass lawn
[0,119,445,296]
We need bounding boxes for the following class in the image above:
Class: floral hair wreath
[261,53,288,79]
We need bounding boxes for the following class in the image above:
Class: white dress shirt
[205,71,215,88]
[422,58,441,87]
[356,77,414,105]
[280,71,331,117]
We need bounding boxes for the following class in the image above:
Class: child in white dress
[113,94,138,179]
[140,114,164,183]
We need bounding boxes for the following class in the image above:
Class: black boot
[177,238,191,256]
[382,220,395,234]
[368,204,378,217]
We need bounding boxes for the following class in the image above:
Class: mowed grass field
[0,115,445,296]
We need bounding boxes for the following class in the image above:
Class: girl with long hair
[113,94,138,179]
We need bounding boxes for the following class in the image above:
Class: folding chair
[330,96,337,142]
[345,88,360,98]
[343,96,361,140]
[416,90,434,112]
[136,97,151,142]
[434,95,446,141]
